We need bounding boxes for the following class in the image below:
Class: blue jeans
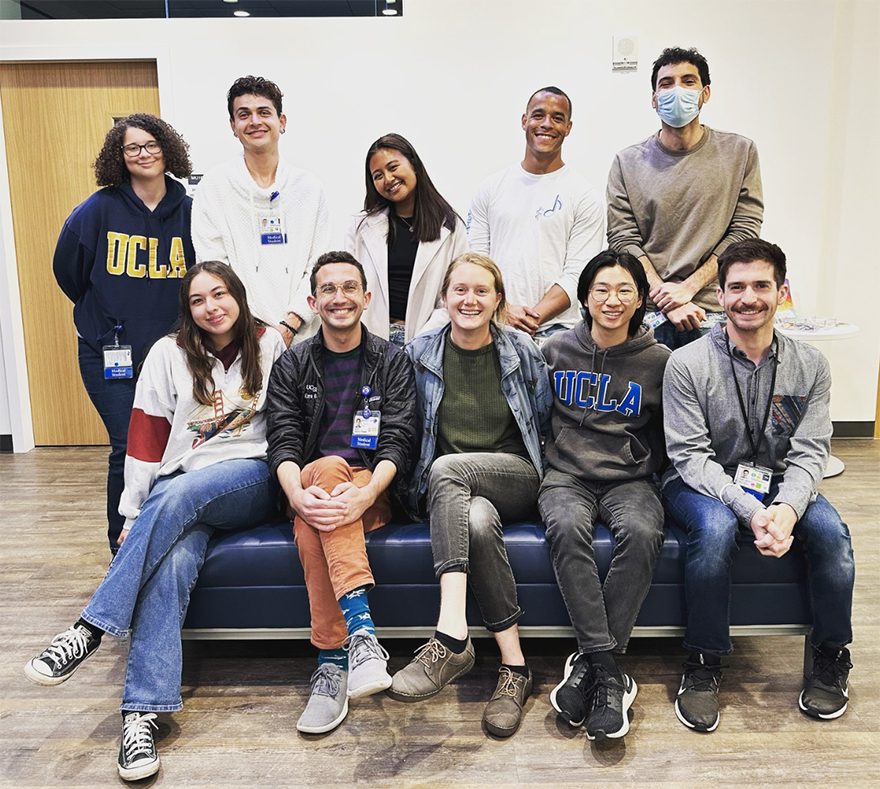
[539,472,664,653]
[427,452,539,632]
[651,317,713,350]
[663,476,854,655]
[78,339,136,551]
[80,459,277,712]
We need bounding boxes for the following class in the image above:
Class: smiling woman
[52,113,195,553]
[345,133,468,345]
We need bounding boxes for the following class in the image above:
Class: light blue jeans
[80,459,277,712]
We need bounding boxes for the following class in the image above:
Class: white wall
[1,0,878,447]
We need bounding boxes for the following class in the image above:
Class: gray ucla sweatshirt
[542,323,671,483]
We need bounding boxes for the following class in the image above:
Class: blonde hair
[441,252,508,326]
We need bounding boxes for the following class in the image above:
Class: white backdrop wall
[1,0,878,448]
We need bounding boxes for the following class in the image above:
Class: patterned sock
[339,586,375,637]
[318,648,349,671]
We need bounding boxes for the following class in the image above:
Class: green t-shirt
[436,338,528,459]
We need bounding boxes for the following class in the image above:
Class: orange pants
[291,456,391,649]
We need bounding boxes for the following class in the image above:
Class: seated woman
[345,133,467,346]
[24,261,285,782]
[388,253,552,737]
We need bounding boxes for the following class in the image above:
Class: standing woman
[52,114,195,553]
[53,114,196,552]
[345,133,468,346]
[388,252,552,737]
[26,262,285,782]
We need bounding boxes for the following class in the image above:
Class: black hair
[650,47,711,90]
[227,76,283,118]
[526,85,572,119]
[577,250,649,337]
[310,251,368,294]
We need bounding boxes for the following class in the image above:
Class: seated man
[539,250,669,740]
[266,251,417,734]
[662,238,855,732]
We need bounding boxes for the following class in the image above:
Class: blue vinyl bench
[182,517,813,646]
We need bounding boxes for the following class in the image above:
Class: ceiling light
[223,1,238,4]
[234,10,250,16]
[382,5,398,15]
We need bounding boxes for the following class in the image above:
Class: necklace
[398,215,414,233]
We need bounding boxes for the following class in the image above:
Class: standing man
[266,251,417,734]
[193,75,330,345]
[540,250,669,740]
[607,47,763,349]
[468,86,604,342]
[663,238,854,732]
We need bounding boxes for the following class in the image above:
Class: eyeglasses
[316,281,363,297]
[589,286,638,304]
[121,141,161,158]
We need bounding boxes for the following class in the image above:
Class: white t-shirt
[467,164,604,329]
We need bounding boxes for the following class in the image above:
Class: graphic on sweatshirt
[553,370,642,417]
[187,389,259,449]
[106,231,187,279]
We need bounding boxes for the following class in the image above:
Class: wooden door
[0,60,160,444]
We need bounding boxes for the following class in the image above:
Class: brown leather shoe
[387,637,475,701]
[482,666,532,737]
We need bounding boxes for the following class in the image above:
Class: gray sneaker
[483,666,532,737]
[345,630,392,699]
[387,637,475,702]
[297,664,349,734]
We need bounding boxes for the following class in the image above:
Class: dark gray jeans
[427,452,540,632]
[539,471,664,653]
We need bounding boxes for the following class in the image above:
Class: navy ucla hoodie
[542,323,671,483]
[53,175,195,369]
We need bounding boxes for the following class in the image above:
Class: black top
[387,214,419,322]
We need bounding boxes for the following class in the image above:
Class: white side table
[775,321,859,477]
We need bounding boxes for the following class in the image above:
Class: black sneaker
[118,712,160,781]
[799,644,852,720]
[24,624,101,686]
[675,653,723,732]
[550,652,592,727]
[586,666,638,741]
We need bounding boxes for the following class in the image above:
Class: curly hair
[227,76,283,118]
[93,114,191,188]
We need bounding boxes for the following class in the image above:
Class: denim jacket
[406,323,552,509]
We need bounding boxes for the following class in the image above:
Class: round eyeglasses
[316,281,363,297]
[121,141,161,158]
[589,286,638,304]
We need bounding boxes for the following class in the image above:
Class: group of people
[26,45,854,782]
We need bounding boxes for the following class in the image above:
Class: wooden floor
[1,441,878,788]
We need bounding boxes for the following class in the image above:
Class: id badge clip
[103,325,133,379]
[351,410,381,450]
[735,462,772,501]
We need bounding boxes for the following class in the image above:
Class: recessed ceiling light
[234,10,250,16]
[382,9,398,15]
[223,1,238,4]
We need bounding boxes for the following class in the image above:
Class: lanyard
[724,330,778,464]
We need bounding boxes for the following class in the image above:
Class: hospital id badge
[644,311,668,329]
[351,411,381,450]
[103,345,133,379]
[734,463,772,501]
[260,211,286,245]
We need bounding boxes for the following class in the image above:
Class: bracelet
[279,320,298,335]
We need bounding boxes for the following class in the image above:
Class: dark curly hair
[93,114,192,188]
[227,76,283,118]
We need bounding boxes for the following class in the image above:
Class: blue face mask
[655,85,704,128]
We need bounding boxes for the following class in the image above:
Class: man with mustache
[661,239,855,732]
